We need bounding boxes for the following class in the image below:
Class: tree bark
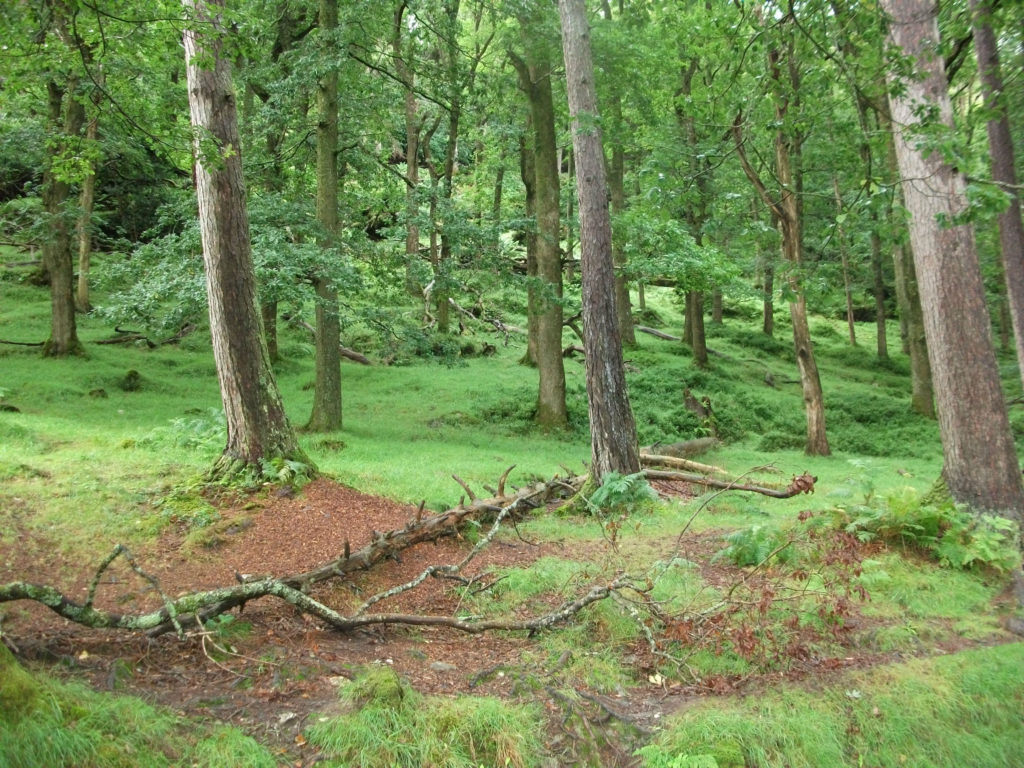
[41,77,84,357]
[307,0,343,432]
[76,95,99,314]
[883,0,1023,517]
[393,1,423,297]
[970,0,1024,394]
[511,37,568,430]
[183,0,310,477]
[559,0,640,481]
[732,28,830,456]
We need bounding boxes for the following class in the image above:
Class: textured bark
[183,0,308,475]
[732,33,830,456]
[76,104,99,313]
[41,78,83,357]
[307,0,342,432]
[518,130,539,367]
[559,0,640,480]
[511,41,568,429]
[393,1,423,297]
[884,0,1023,516]
[879,100,934,416]
[971,0,1024,393]
[687,291,708,368]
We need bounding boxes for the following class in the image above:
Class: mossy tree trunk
[307,0,342,433]
[183,0,310,479]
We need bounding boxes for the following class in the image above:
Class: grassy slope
[2,257,1023,767]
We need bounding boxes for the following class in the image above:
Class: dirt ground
[0,477,1014,766]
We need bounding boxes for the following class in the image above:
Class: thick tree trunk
[559,0,640,481]
[879,100,934,416]
[971,0,1024,393]
[41,79,83,357]
[688,291,708,368]
[511,42,568,429]
[307,0,342,432]
[183,0,309,477]
[884,0,1023,516]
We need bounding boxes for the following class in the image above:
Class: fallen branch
[642,469,816,498]
[636,325,681,341]
[640,453,727,476]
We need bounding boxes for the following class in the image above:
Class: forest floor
[1,477,1016,766]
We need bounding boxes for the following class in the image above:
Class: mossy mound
[0,644,43,721]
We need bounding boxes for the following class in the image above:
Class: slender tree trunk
[518,130,539,367]
[393,1,422,297]
[711,290,723,324]
[510,41,568,429]
[41,77,83,357]
[558,0,639,481]
[884,0,1023,516]
[609,144,636,348]
[183,0,309,477]
[565,145,576,283]
[262,301,279,363]
[76,100,99,314]
[688,291,708,367]
[307,0,342,432]
[870,215,888,360]
[832,175,857,346]
[971,0,1024,393]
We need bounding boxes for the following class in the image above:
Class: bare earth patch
[1,478,1016,766]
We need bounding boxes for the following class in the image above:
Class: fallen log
[642,469,816,498]
[639,453,728,476]
[0,473,582,638]
[636,325,681,341]
[641,438,720,459]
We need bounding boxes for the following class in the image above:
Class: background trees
[1,0,1023,500]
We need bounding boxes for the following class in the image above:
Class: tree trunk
[262,301,278,363]
[183,0,309,478]
[732,30,830,456]
[307,0,342,432]
[971,0,1024,394]
[518,130,539,367]
[832,175,857,346]
[711,289,723,324]
[688,291,708,367]
[511,40,568,430]
[870,216,888,360]
[75,104,99,314]
[883,0,1023,516]
[393,1,422,297]
[879,100,934,416]
[41,78,84,357]
[558,0,640,481]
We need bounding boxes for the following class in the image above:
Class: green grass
[638,643,1024,768]
[4,264,1024,766]
[0,645,276,768]
[306,666,544,768]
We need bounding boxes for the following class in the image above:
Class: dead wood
[339,345,372,365]
[642,468,816,498]
[641,437,720,459]
[639,453,727,475]
[636,325,681,341]
[0,339,44,347]
[0,474,593,639]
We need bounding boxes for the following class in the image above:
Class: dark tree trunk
[971,0,1024,393]
[393,1,423,297]
[558,0,640,481]
[307,0,342,432]
[183,0,309,478]
[510,36,568,430]
[687,291,708,368]
[884,0,1023,517]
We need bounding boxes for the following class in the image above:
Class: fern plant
[586,472,658,514]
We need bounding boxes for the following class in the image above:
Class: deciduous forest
[1,0,1024,766]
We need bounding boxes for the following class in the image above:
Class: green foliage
[828,490,1021,573]
[713,525,796,567]
[586,471,658,514]
[139,408,226,455]
[306,667,544,768]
